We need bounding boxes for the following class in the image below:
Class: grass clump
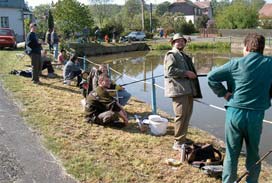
[0,49,271,183]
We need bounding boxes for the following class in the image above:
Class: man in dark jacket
[164,33,202,150]
[25,23,42,84]
[85,74,128,126]
[63,54,82,86]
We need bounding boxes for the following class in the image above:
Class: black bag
[185,144,223,167]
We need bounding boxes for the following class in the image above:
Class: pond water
[88,50,272,164]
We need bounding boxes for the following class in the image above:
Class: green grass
[0,49,271,183]
[149,42,230,51]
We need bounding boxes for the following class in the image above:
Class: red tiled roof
[194,1,210,9]
[175,0,187,2]
[259,3,272,18]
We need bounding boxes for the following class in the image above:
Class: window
[0,17,9,27]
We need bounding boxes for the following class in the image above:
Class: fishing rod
[120,74,207,87]
[234,150,272,183]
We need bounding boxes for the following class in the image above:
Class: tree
[155,1,171,16]
[89,0,113,27]
[54,0,94,38]
[233,0,265,10]
[47,10,54,30]
[215,1,258,29]
[32,4,51,39]
[120,0,142,31]
[195,15,209,29]
[159,12,196,35]
[211,0,230,16]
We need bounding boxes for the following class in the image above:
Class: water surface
[88,50,272,164]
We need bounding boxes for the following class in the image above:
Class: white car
[125,31,146,41]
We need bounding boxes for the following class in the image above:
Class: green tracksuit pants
[223,107,264,183]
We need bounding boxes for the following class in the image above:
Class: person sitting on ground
[89,64,131,106]
[41,50,55,78]
[57,49,68,65]
[85,74,128,126]
[63,53,82,86]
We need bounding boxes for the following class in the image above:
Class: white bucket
[148,115,168,135]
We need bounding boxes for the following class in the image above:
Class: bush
[145,32,154,39]
[187,42,230,50]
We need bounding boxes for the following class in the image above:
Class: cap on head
[171,33,187,44]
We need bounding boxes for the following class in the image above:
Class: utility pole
[141,0,145,31]
[150,3,152,32]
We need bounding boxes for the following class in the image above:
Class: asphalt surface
[0,82,78,183]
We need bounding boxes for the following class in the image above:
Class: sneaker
[63,80,71,85]
[48,73,55,78]
[172,141,183,151]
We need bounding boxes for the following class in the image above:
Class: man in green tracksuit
[208,33,272,183]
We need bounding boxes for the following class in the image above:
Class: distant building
[0,0,32,42]
[258,3,272,28]
[259,3,272,18]
[194,0,212,19]
[168,0,212,24]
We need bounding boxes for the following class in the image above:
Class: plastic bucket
[148,115,168,135]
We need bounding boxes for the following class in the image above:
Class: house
[258,3,272,28]
[168,0,212,24]
[259,3,272,18]
[0,0,31,42]
[194,0,212,19]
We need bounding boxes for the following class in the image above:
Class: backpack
[185,143,223,168]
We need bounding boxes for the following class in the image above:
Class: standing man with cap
[164,33,202,150]
[25,23,42,84]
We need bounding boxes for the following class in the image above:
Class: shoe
[32,81,41,85]
[172,141,183,151]
[48,73,55,78]
[63,80,71,85]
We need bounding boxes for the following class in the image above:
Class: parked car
[0,28,17,49]
[125,31,146,41]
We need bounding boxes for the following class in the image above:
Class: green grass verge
[0,49,271,183]
[149,42,230,51]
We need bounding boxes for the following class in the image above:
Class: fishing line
[78,57,272,125]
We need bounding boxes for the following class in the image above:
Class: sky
[25,0,272,7]
[25,0,174,7]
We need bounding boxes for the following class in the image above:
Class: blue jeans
[118,90,131,106]
[223,107,264,183]
[53,43,58,60]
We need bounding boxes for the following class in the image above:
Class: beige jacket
[164,47,202,98]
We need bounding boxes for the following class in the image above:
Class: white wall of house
[0,8,24,42]
[184,15,196,24]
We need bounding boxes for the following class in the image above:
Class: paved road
[0,82,78,183]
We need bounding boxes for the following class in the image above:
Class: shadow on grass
[41,82,81,95]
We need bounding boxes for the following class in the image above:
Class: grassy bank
[148,41,230,51]
[0,49,271,183]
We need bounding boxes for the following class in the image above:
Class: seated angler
[85,74,128,127]
[91,64,131,106]
[41,50,56,78]
[63,53,82,86]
